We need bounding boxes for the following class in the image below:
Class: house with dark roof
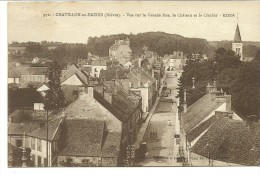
[57,119,121,167]
[8,117,63,167]
[179,84,243,165]
[8,66,48,86]
[61,64,89,103]
[61,84,142,166]
[190,117,260,166]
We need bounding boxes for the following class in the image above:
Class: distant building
[8,66,48,86]
[61,64,89,103]
[232,24,243,61]
[109,38,132,66]
[128,67,156,112]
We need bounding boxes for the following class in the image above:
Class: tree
[254,49,260,63]
[25,42,43,54]
[230,62,260,117]
[44,61,65,110]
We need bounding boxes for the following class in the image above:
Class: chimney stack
[138,57,142,67]
[183,89,187,113]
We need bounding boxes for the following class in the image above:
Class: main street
[134,70,181,166]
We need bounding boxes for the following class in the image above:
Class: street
[135,70,181,166]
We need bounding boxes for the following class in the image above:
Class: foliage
[44,61,65,110]
[9,147,34,167]
[177,47,260,117]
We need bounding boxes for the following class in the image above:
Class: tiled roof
[186,115,217,143]
[64,94,122,132]
[59,119,104,157]
[101,132,121,157]
[181,93,223,133]
[8,66,47,78]
[191,117,260,166]
[8,123,39,135]
[61,64,89,85]
[59,119,121,158]
[27,117,63,141]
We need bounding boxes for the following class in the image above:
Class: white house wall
[61,74,84,86]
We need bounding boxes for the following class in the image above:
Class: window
[37,139,42,151]
[94,68,97,72]
[31,138,35,150]
[16,139,22,147]
[37,156,42,167]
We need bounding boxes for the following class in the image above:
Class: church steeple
[232,15,243,61]
[234,24,242,42]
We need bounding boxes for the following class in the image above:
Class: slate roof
[186,115,218,143]
[234,24,242,42]
[128,67,155,88]
[104,81,139,120]
[27,117,63,141]
[61,64,89,85]
[8,123,39,136]
[181,93,223,133]
[9,109,46,123]
[8,66,47,78]
[191,117,260,166]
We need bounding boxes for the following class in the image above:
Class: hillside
[87,32,260,58]
[87,32,212,57]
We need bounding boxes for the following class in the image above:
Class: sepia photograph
[4,1,260,169]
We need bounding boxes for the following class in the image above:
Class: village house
[8,117,63,167]
[180,82,243,165]
[8,66,48,86]
[190,116,260,166]
[128,67,156,112]
[58,119,121,167]
[109,38,132,66]
[60,64,89,103]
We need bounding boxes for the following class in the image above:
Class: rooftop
[27,117,63,141]
[191,117,260,166]
[181,93,224,133]
[61,64,89,85]
[8,66,47,78]
[59,119,121,158]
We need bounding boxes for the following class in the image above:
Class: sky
[8,1,260,43]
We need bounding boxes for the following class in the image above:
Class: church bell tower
[232,20,243,61]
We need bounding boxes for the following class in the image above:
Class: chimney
[213,79,217,92]
[152,69,155,78]
[216,94,231,111]
[183,89,187,113]
[138,57,142,67]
